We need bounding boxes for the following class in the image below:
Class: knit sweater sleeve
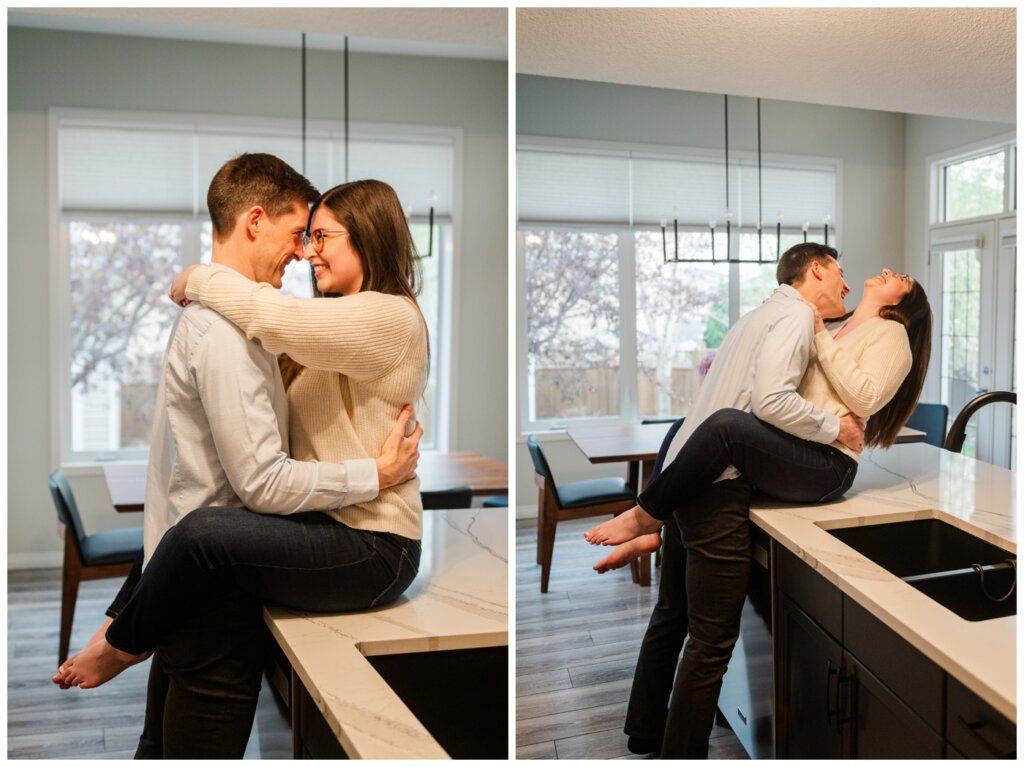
[185,265,420,381]
[813,320,912,418]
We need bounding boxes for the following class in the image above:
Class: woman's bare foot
[53,616,114,688]
[593,533,663,574]
[56,638,150,689]
[584,505,663,546]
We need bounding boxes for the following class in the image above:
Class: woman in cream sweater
[585,268,932,557]
[60,179,429,689]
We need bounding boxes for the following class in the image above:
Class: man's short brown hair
[207,153,319,240]
[776,242,840,286]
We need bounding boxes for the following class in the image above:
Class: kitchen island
[740,441,1015,758]
[263,507,508,759]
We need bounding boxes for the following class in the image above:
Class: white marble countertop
[264,507,508,759]
[750,442,1016,722]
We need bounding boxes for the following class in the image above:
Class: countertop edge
[264,608,451,760]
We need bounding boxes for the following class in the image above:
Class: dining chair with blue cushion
[527,435,637,593]
[904,402,949,448]
[48,469,143,665]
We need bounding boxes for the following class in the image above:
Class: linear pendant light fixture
[663,96,834,265]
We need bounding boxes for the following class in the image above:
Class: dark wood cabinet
[772,543,1015,759]
[848,655,943,758]
[775,592,847,758]
[946,676,1016,759]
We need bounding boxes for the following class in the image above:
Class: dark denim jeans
[133,608,267,759]
[625,410,858,758]
[104,508,421,759]
[625,478,753,758]
[639,408,858,519]
[107,508,421,655]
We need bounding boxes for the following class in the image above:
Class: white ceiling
[8,7,508,60]
[517,8,1015,123]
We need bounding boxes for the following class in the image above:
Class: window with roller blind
[54,111,455,461]
[518,139,839,430]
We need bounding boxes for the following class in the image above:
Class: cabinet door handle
[835,672,852,735]
[957,714,1014,758]
[825,660,838,726]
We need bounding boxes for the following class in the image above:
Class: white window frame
[517,135,842,435]
[50,107,461,468]
[930,133,1017,227]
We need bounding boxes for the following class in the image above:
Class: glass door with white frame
[928,220,1015,467]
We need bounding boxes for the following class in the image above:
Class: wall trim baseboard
[8,552,63,571]
[516,504,538,520]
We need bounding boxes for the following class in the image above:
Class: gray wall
[8,27,507,565]
[515,74,1014,512]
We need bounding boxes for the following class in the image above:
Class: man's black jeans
[624,478,754,757]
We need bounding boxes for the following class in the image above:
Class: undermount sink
[826,518,1016,622]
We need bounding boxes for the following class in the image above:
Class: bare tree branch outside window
[69,222,183,449]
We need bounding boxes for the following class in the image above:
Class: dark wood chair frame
[49,470,139,665]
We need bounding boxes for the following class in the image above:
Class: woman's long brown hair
[280,179,428,389]
[864,281,932,448]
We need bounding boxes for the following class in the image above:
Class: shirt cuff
[343,458,380,505]
[822,411,841,443]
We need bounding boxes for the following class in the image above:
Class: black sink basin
[828,519,1013,577]
[827,519,1016,621]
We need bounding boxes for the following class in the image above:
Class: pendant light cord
[757,98,763,234]
[344,36,350,183]
[724,94,729,211]
[301,33,307,176]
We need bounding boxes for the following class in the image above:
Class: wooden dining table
[103,451,508,513]
[566,421,928,586]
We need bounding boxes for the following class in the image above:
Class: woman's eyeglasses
[301,229,349,253]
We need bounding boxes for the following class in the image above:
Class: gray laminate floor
[515,515,748,760]
[7,568,291,759]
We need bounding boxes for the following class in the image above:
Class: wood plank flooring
[7,569,291,759]
[14,522,750,760]
[515,516,748,760]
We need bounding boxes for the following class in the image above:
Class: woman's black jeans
[104,508,420,758]
[639,408,858,519]
[107,508,420,655]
